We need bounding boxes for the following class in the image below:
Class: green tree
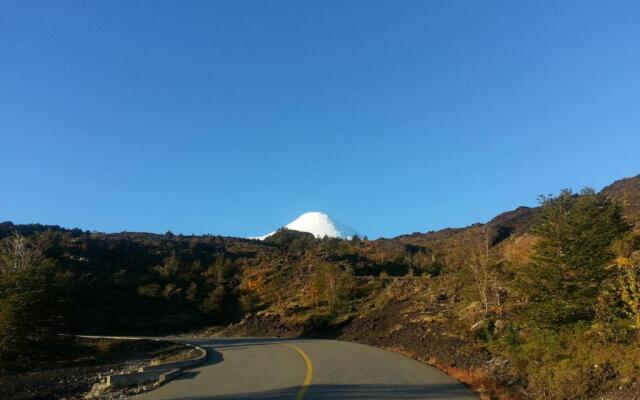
[312,264,356,314]
[200,257,241,322]
[612,233,640,329]
[152,255,180,279]
[0,233,73,365]
[516,189,630,326]
[137,283,162,298]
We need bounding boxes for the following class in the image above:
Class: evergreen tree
[516,188,629,326]
[0,234,73,364]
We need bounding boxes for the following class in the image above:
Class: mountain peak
[253,211,358,240]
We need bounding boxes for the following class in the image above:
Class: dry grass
[150,346,201,365]
[382,346,520,400]
[432,362,519,400]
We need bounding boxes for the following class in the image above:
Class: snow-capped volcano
[253,212,358,240]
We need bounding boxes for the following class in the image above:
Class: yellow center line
[283,343,313,400]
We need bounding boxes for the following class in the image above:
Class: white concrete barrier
[84,338,210,390]
[107,368,178,388]
[141,345,208,372]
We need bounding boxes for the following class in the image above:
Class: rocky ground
[337,299,523,400]
[0,338,192,400]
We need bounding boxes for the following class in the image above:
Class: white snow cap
[253,211,359,240]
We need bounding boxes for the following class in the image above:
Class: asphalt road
[137,337,477,400]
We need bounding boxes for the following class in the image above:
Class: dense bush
[0,235,73,366]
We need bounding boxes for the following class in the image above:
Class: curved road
[138,337,477,400]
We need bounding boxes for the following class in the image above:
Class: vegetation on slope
[1,174,639,399]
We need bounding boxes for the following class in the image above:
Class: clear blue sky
[1,1,639,238]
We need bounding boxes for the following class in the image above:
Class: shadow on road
[173,347,224,382]
[187,337,326,353]
[161,383,474,399]
[187,337,313,347]
[202,348,224,366]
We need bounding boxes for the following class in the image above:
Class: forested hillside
[1,174,639,399]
